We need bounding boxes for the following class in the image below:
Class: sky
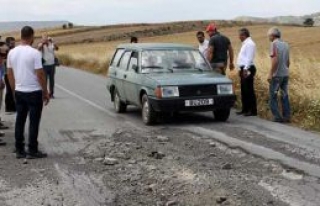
[1,0,319,25]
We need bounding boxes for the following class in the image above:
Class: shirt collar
[242,37,252,44]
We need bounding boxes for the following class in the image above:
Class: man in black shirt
[206,23,235,75]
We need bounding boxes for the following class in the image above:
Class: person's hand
[0,81,5,90]
[229,63,235,71]
[267,74,273,84]
[43,92,50,106]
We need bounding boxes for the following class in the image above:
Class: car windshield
[141,49,211,73]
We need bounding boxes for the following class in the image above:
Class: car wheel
[213,108,230,122]
[114,89,127,113]
[142,94,157,125]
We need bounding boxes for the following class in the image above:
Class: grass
[57,24,320,131]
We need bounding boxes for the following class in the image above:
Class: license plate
[185,99,214,107]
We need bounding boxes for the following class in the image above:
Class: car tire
[142,94,157,125]
[213,108,230,122]
[114,89,127,113]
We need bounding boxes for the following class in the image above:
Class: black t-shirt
[209,32,231,63]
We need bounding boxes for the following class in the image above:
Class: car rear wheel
[213,108,230,122]
[142,94,157,125]
[114,90,127,113]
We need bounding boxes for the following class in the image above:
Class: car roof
[117,43,195,51]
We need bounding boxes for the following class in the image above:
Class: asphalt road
[1,66,320,206]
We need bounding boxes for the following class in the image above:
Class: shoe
[0,139,6,146]
[283,119,291,123]
[236,111,246,115]
[16,151,27,159]
[0,132,5,137]
[0,125,9,130]
[244,112,257,117]
[26,150,48,159]
[272,118,283,123]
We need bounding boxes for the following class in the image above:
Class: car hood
[145,72,233,86]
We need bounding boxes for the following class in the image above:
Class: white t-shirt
[7,45,43,92]
[41,43,55,66]
[199,39,209,58]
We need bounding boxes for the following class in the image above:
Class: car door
[123,51,140,105]
[116,50,132,101]
[108,48,124,87]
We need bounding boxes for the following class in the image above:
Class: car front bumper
[148,95,236,112]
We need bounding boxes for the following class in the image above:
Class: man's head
[196,31,205,44]
[206,23,217,37]
[21,26,35,45]
[239,28,250,42]
[6,37,15,49]
[131,36,138,43]
[267,27,281,42]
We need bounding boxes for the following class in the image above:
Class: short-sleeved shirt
[7,45,43,92]
[270,39,290,77]
[208,32,231,63]
[198,39,209,58]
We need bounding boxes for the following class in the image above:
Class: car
[107,43,236,125]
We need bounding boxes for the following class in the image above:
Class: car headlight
[161,86,179,98]
[217,84,233,95]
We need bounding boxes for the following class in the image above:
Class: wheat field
[57,25,320,130]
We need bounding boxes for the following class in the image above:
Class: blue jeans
[269,76,291,120]
[43,64,55,96]
[15,91,43,153]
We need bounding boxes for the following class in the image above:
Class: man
[38,34,59,99]
[236,28,257,116]
[130,36,138,43]
[267,27,291,123]
[206,23,235,75]
[4,37,16,113]
[0,45,8,145]
[196,31,209,58]
[7,26,50,159]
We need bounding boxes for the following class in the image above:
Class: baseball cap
[206,23,217,32]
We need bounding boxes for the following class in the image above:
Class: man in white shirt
[38,35,59,99]
[7,26,50,159]
[236,28,257,116]
[196,31,209,59]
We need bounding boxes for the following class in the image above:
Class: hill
[235,12,320,26]
[0,21,70,33]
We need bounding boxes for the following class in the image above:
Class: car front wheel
[114,90,127,113]
[213,108,230,122]
[142,94,157,125]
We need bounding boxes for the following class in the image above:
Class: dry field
[56,24,320,131]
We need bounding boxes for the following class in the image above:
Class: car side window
[127,52,139,72]
[110,49,125,67]
[118,51,132,70]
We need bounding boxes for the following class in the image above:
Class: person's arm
[6,52,15,92]
[268,43,278,83]
[228,44,235,70]
[207,46,214,63]
[34,52,49,105]
[53,43,59,51]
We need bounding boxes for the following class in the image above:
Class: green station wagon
[107,43,236,125]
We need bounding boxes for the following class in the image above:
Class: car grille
[179,85,217,97]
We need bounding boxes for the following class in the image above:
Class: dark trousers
[44,65,55,95]
[4,74,16,112]
[15,91,43,153]
[239,66,257,114]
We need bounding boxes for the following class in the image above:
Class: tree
[62,24,67,29]
[303,18,315,27]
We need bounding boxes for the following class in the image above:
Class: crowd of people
[197,23,291,122]
[0,26,58,159]
[0,23,291,159]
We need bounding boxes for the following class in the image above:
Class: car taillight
[155,87,162,99]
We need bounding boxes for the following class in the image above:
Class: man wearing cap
[0,44,8,146]
[4,37,16,113]
[267,27,291,123]
[206,23,235,75]
[236,28,257,116]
